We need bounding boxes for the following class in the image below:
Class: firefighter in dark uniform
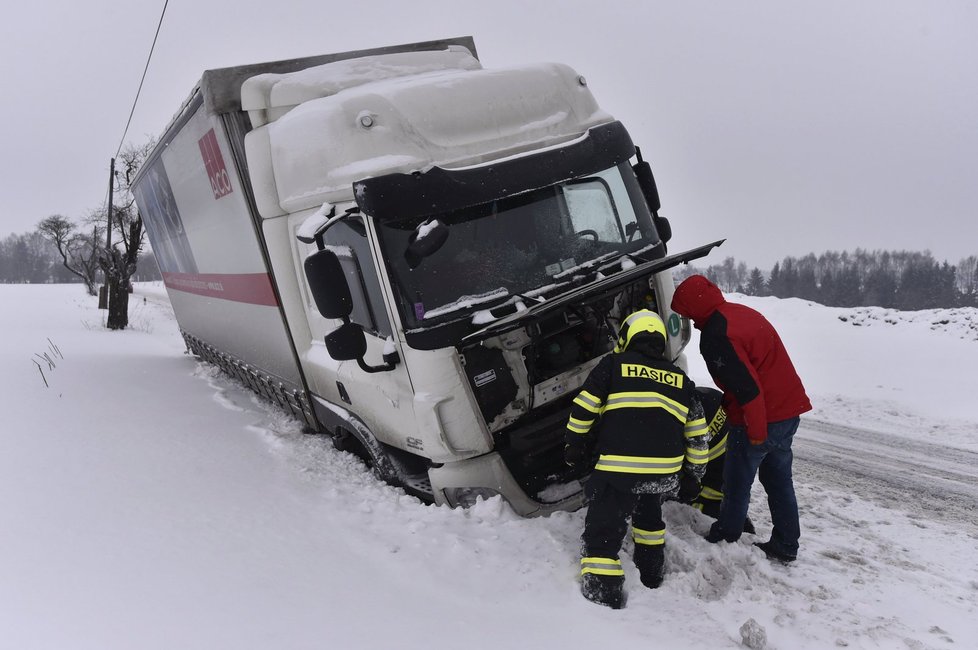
[688,386,728,516]
[678,386,755,535]
[564,309,709,609]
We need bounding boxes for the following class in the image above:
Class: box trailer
[132,36,720,515]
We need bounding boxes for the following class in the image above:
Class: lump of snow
[423,288,509,320]
[243,48,482,113]
[416,219,443,240]
[296,202,336,243]
[739,618,768,649]
[471,309,497,325]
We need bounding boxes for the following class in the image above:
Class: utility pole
[98,157,115,309]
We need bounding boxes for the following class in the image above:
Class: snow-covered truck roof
[138,37,615,219]
[241,45,613,217]
[196,37,479,117]
[135,38,480,193]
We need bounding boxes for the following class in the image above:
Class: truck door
[299,216,419,452]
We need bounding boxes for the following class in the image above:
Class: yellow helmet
[614,309,667,353]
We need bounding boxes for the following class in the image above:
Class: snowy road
[795,418,978,536]
[4,285,976,649]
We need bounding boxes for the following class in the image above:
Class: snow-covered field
[2,283,976,650]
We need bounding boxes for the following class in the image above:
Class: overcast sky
[2,0,975,268]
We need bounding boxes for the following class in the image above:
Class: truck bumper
[429,451,585,517]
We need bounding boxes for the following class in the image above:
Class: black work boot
[743,516,756,535]
[639,573,663,589]
[754,540,796,563]
[634,545,665,589]
[704,523,726,543]
[581,573,626,609]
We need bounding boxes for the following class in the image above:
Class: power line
[115,0,169,158]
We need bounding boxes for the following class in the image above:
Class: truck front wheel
[330,425,399,485]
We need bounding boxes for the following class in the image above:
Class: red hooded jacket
[671,275,811,442]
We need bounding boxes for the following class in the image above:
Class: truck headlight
[443,487,501,509]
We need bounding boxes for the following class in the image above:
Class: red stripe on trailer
[162,272,279,306]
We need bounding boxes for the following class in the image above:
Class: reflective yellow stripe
[684,417,708,438]
[574,390,603,413]
[566,416,593,434]
[708,407,727,436]
[707,432,728,461]
[698,486,723,501]
[632,526,666,546]
[581,556,624,576]
[602,391,688,423]
[685,447,709,465]
[595,454,684,474]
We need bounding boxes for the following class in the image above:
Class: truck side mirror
[655,215,672,243]
[632,160,661,214]
[324,322,368,360]
[305,248,399,373]
[304,249,353,319]
[633,152,672,245]
[324,321,400,373]
[405,219,449,269]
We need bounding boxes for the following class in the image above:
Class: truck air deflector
[353,121,634,221]
[462,239,725,342]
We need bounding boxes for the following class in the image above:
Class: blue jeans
[712,417,800,555]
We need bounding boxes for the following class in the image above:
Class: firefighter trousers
[582,475,666,589]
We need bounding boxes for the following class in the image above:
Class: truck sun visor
[353,121,634,221]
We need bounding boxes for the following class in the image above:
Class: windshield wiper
[419,288,512,324]
[551,252,620,281]
[462,239,726,342]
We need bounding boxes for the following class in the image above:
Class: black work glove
[677,472,701,504]
[564,443,587,468]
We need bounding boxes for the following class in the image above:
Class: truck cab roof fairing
[353,121,635,222]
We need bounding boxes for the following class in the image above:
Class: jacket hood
[671,275,725,325]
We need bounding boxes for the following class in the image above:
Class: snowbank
[0,284,975,649]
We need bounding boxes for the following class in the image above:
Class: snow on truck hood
[243,52,612,217]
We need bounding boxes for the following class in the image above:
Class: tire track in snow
[794,418,978,535]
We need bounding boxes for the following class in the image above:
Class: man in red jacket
[671,275,812,562]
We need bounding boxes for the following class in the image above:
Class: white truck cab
[132,37,721,515]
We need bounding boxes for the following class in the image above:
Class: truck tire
[331,424,400,485]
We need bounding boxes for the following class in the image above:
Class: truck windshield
[376,162,661,331]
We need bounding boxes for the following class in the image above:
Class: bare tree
[956,255,978,306]
[97,140,154,329]
[37,215,103,295]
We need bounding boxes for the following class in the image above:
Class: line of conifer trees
[679,250,977,309]
[3,230,976,310]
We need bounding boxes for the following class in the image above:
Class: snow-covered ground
[2,283,976,650]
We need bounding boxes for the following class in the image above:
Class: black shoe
[640,576,662,590]
[581,573,626,609]
[743,516,756,536]
[704,525,725,544]
[754,541,796,563]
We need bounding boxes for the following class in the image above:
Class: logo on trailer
[198,129,233,199]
